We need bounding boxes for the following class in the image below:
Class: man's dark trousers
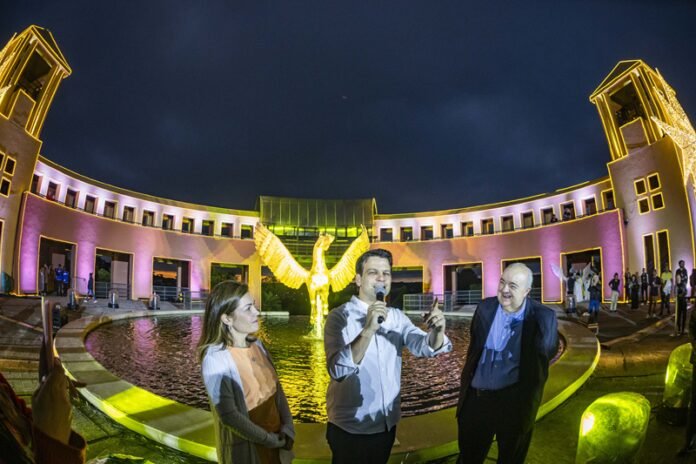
[457,385,533,464]
[326,422,396,464]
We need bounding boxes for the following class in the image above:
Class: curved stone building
[1,26,694,308]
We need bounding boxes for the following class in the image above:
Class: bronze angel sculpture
[254,223,370,337]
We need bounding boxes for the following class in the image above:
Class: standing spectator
[43,265,50,295]
[630,274,640,310]
[648,273,661,318]
[566,272,576,314]
[562,207,571,221]
[676,260,689,295]
[624,268,631,302]
[87,273,94,301]
[61,268,70,297]
[54,264,64,296]
[608,273,620,312]
[588,274,601,323]
[38,266,46,296]
[675,273,688,337]
[660,266,673,316]
[640,268,649,304]
[690,268,696,302]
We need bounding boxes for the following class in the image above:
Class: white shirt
[324,296,452,434]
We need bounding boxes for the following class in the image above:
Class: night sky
[4,1,696,214]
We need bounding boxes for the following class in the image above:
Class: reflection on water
[85,315,474,423]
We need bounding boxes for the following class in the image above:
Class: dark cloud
[3,1,696,213]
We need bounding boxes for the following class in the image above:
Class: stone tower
[0,25,71,291]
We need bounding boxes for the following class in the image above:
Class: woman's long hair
[197,280,249,363]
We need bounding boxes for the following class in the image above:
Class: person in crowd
[675,272,688,337]
[690,268,696,302]
[324,249,451,464]
[573,271,585,304]
[676,260,689,297]
[562,207,571,221]
[55,264,64,296]
[61,268,70,297]
[608,273,620,312]
[660,266,673,316]
[456,263,558,464]
[630,274,640,310]
[87,273,95,301]
[0,358,86,464]
[38,266,46,297]
[566,271,576,315]
[624,268,631,303]
[198,281,295,464]
[648,272,661,318]
[588,274,601,322]
[640,268,649,304]
[46,265,54,295]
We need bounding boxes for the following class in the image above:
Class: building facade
[1,26,695,306]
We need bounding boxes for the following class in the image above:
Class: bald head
[498,263,533,312]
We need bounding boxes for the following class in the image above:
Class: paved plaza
[0,295,691,463]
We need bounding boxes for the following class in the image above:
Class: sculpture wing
[329,225,371,292]
[550,263,566,281]
[581,263,592,283]
[254,223,308,289]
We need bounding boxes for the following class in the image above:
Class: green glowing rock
[575,392,650,464]
[663,342,693,409]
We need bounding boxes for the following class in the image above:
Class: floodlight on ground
[108,290,119,309]
[67,288,77,309]
[149,292,160,310]
[575,392,650,463]
[659,342,693,425]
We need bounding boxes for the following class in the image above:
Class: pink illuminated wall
[18,193,261,300]
[376,210,624,302]
[19,192,625,305]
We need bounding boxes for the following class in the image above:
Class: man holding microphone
[324,249,451,464]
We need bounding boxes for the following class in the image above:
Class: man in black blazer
[456,263,558,464]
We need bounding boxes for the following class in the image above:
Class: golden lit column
[593,93,626,161]
[26,66,63,137]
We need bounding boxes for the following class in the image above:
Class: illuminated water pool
[85,314,475,423]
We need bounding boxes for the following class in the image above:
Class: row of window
[378,191,615,241]
[32,175,255,238]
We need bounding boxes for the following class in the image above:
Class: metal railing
[403,290,483,312]
[182,290,210,310]
[152,285,189,302]
[94,282,130,300]
[403,287,541,312]
[529,287,542,301]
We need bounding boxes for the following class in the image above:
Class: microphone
[375,284,386,324]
